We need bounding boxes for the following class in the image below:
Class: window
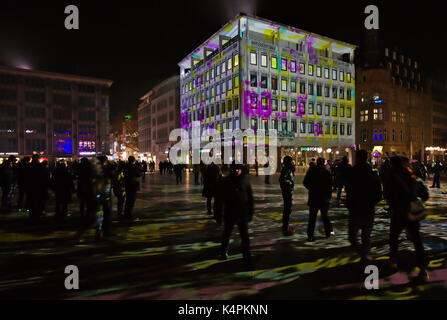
[332,69,337,80]
[401,112,405,123]
[228,57,232,70]
[316,66,322,77]
[324,86,330,97]
[250,73,257,87]
[360,110,369,122]
[340,105,345,117]
[79,111,95,121]
[384,129,387,141]
[25,91,45,103]
[300,81,306,94]
[324,67,329,79]
[250,52,257,65]
[261,97,269,110]
[332,122,338,135]
[281,58,287,71]
[300,121,306,133]
[340,123,345,135]
[290,79,297,93]
[281,99,288,112]
[290,60,296,72]
[317,103,322,115]
[272,98,278,111]
[79,96,95,107]
[251,117,258,130]
[234,53,239,67]
[299,63,305,74]
[332,87,338,98]
[347,124,352,136]
[308,83,314,95]
[308,121,314,134]
[332,105,337,117]
[346,72,352,83]
[291,119,297,132]
[222,101,226,113]
[234,75,239,88]
[234,97,239,110]
[25,107,45,118]
[317,83,322,96]
[53,108,72,120]
[325,122,331,135]
[227,100,233,112]
[281,78,288,91]
[373,108,383,120]
[282,119,288,132]
[261,75,268,89]
[339,71,345,82]
[308,64,314,76]
[272,119,277,130]
[324,104,330,116]
[392,111,397,122]
[227,77,232,91]
[400,130,404,141]
[308,101,314,114]
[261,53,267,67]
[271,76,278,90]
[347,88,352,100]
[271,56,277,69]
[385,48,389,56]
[291,99,297,113]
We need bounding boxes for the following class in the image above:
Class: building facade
[0,66,112,159]
[137,75,180,163]
[356,31,432,162]
[429,78,447,161]
[178,13,357,165]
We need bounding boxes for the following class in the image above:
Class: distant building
[178,13,357,165]
[137,75,180,163]
[356,30,432,162]
[0,65,112,159]
[429,78,447,161]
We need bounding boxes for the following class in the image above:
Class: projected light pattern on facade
[178,13,356,150]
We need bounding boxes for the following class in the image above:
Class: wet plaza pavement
[1,171,447,300]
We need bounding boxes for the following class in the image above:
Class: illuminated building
[178,13,357,164]
[356,30,433,162]
[138,75,180,163]
[0,65,112,159]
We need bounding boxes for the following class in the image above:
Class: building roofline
[139,75,179,101]
[0,65,113,86]
[178,12,357,66]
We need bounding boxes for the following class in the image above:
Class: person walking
[51,160,74,222]
[16,156,30,210]
[279,156,296,235]
[124,156,142,220]
[215,164,254,269]
[303,157,333,241]
[431,160,442,188]
[264,162,270,184]
[112,161,126,218]
[25,154,50,221]
[141,160,148,181]
[174,163,183,184]
[345,150,382,264]
[0,156,16,212]
[202,162,221,216]
[384,156,430,280]
[334,156,351,206]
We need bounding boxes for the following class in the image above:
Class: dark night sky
[0,0,446,131]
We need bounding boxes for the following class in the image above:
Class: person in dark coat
[16,156,30,210]
[124,156,142,219]
[77,157,92,223]
[141,160,148,181]
[334,156,351,206]
[193,164,200,185]
[51,160,74,222]
[112,161,126,217]
[384,156,430,280]
[0,156,16,212]
[215,163,254,267]
[303,157,333,242]
[345,150,382,264]
[202,162,221,215]
[97,156,113,235]
[173,163,183,184]
[25,154,50,221]
[279,156,296,235]
[431,160,442,188]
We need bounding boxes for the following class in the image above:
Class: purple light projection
[314,123,324,136]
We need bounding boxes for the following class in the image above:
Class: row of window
[360,128,404,142]
[188,98,240,122]
[249,51,352,82]
[0,89,98,107]
[248,118,353,136]
[183,77,240,107]
[360,109,404,123]
[385,48,418,69]
[249,73,353,99]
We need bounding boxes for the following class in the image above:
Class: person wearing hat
[279,156,296,235]
[215,163,254,268]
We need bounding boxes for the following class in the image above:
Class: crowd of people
[0,154,144,242]
[0,152,444,276]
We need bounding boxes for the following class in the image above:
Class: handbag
[408,197,426,221]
